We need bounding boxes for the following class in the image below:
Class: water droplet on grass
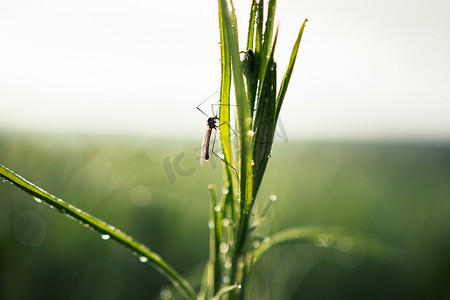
[160,287,172,300]
[247,130,255,137]
[270,194,277,201]
[139,256,148,263]
[214,205,221,212]
[252,241,260,248]
[208,220,215,229]
[314,234,329,248]
[219,243,229,253]
[221,186,229,194]
[33,197,43,203]
[101,234,110,240]
[221,218,230,227]
[225,258,232,269]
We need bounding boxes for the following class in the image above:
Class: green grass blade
[246,0,258,51]
[254,0,263,56]
[218,0,254,295]
[218,3,235,190]
[275,18,308,120]
[251,225,401,264]
[218,0,252,213]
[259,0,277,85]
[252,28,278,200]
[0,163,197,300]
[208,184,223,295]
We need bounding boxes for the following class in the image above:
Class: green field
[1,132,449,299]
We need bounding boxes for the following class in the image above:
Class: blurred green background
[1,132,450,299]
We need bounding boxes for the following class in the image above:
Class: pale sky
[1,0,449,141]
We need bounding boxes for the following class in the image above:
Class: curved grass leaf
[251,225,401,264]
[0,163,197,300]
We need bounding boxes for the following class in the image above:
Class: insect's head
[207,117,218,129]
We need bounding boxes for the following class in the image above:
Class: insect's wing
[200,126,212,166]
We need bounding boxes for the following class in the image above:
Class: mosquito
[196,92,238,175]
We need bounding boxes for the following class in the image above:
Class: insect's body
[200,116,219,166]
[197,93,237,179]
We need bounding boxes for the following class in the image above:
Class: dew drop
[237,284,242,289]
[139,256,148,263]
[219,242,230,254]
[160,287,172,300]
[101,234,110,240]
[252,241,260,248]
[247,130,255,137]
[33,197,43,203]
[268,154,272,158]
[172,280,180,287]
[221,218,230,227]
[270,194,277,202]
[224,258,232,269]
[214,205,221,212]
[223,275,230,284]
[221,186,229,194]
[251,160,255,166]
[314,234,329,248]
[208,219,215,229]
[208,183,214,190]
[263,236,271,243]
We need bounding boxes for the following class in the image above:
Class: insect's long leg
[211,103,237,118]
[218,121,238,137]
[197,91,219,118]
[211,127,239,181]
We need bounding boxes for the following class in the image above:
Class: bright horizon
[1,0,449,141]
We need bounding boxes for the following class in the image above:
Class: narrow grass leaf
[246,0,258,51]
[218,4,235,189]
[0,163,197,300]
[275,18,308,120]
[251,225,401,264]
[252,28,278,200]
[259,0,277,85]
[207,184,223,295]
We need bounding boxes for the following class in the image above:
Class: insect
[196,93,237,174]
[200,115,219,166]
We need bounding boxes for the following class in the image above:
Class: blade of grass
[218,2,236,192]
[0,163,197,300]
[275,18,308,120]
[218,0,254,296]
[246,0,258,51]
[251,225,401,264]
[252,28,278,200]
[258,0,277,86]
[208,184,223,296]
